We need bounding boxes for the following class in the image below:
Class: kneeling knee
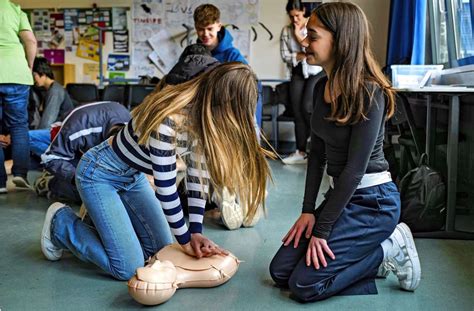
[288,275,328,303]
[269,259,289,287]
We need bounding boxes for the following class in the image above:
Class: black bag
[399,154,447,232]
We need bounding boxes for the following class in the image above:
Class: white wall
[16,0,390,80]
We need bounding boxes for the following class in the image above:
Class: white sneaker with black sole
[41,202,66,261]
[380,222,421,291]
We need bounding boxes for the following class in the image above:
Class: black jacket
[41,101,131,182]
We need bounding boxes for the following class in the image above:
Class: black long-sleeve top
[302,77,389,239]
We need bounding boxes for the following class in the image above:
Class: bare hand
[182,233,229,258]
[282,213,315,248]
[305,236,335,269]
[0,135,11,148]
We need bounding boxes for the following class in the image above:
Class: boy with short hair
[193,4,248,64]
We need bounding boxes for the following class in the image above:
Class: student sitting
[29,57,74,157]
[35,101,131,203]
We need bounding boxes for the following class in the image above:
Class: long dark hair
[313,2,395,125]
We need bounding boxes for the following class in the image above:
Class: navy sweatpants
[269,181,400,302]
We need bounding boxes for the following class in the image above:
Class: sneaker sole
[220,189,243,230]
[12,177,32,189]
[41,202,66,261]
[398,222,421,291]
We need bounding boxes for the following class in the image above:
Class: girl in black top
[269,2,421,302]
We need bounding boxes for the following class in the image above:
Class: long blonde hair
[132,62,272,221]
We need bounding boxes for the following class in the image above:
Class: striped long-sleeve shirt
[112,117,209,245]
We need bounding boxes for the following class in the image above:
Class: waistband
[329,171,392,190]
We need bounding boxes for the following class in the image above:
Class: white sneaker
[282,152,307,165]
[12,175,32,189]
[381,223,421,291]
[214,187,243,230]
[41,202,66,261]
[376,263,390,278]
[0,187,7,194]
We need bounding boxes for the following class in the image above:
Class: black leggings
[289,68,322,152]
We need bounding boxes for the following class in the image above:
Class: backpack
[399,153,446,232]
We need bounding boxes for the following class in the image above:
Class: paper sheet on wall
[82,63,104,83]
[132,0,164,42]
[147,29,180,72]
[132,42,160,77]
[164,0,259,29]
[229,29,251,61]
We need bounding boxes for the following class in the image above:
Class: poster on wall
[113,30,129,53]
[44,49,65,64]
[107,54,130,71]
[112,7,128,30]
[76,39,100,62]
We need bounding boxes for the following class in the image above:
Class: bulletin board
[27,7,131,84]
[26,0,261,83]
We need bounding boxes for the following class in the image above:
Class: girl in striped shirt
[41,62,271,280]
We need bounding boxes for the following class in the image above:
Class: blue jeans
[51,140,173,280]
[29,129,51,157]
[269,182,400,302]
[0,84,30,186]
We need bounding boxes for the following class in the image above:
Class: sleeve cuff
[312,225,331,240]
[188,222,202,234]
[175,231,191,245]
[302,202,315,214]
[291,53,298,67]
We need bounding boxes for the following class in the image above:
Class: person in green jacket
[0,0,37,193]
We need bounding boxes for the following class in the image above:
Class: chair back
[103,84,127,107]
[128,84,156,109]
[66,83,99,105]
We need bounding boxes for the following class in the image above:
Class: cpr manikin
[128,243,240,305]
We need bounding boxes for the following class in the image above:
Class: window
[429,0,474,66]
[456,0,474,61]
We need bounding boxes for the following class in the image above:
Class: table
[396,86,474,239]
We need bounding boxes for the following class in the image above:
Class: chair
[261,85,279,149]
[390,94,464,179]
[66,83,99,105]
[388,94,423,178]
[128,84,156,109]
[102,84,127,107]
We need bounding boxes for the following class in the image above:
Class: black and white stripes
[112,117,208,245]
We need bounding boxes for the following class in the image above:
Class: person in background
[280,0,323,165]
[0,0,37,192]
[269,2,421,302]
[35,101,131,203]
[193,4,247,64]
[28,57,74,158]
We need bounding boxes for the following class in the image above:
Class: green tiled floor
[0,161,473,310]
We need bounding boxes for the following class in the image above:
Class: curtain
[386,0,427,67]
